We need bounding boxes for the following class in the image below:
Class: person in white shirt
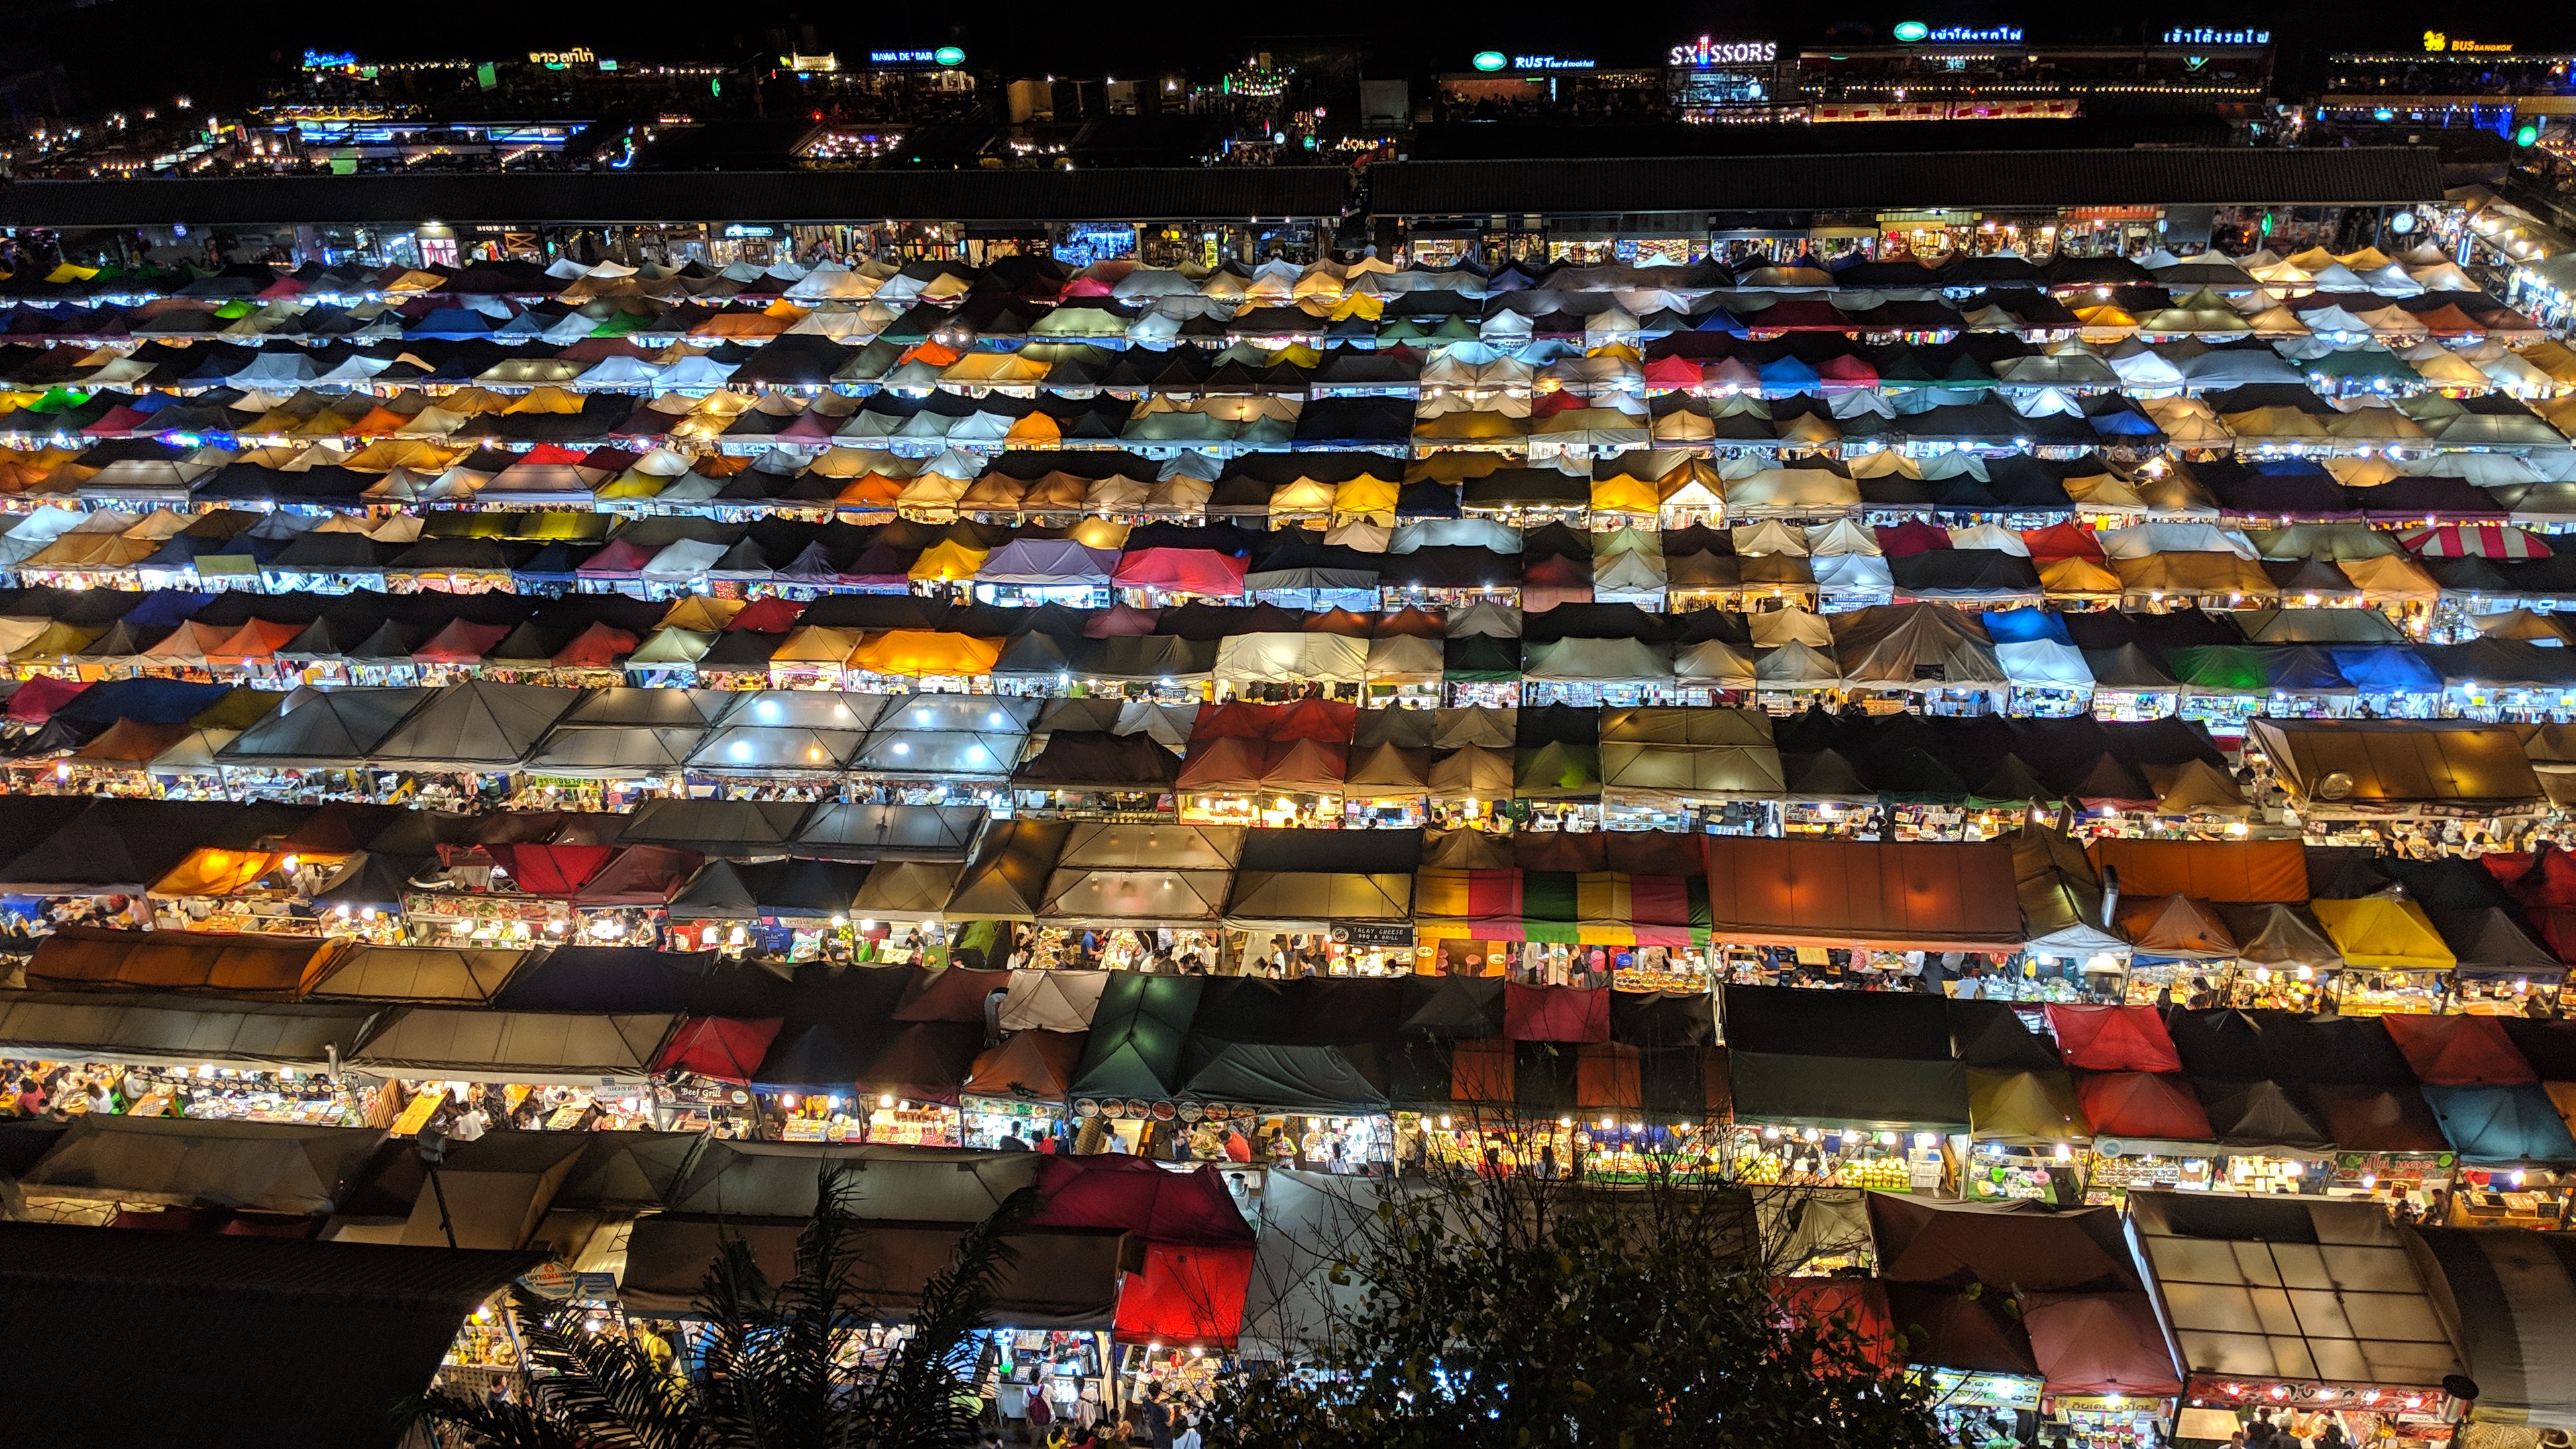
[1172,1415,1202,1449]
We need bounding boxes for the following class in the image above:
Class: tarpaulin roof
[2412,1228,2576,1430]
[2312,896,2459,971]
[0,990,378,1071]
[1725,983,1954,1060]
[2129,1189,2465,1389]
[961,1028,1085,1104]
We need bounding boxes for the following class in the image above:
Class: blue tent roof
[404,308,498,340]
[2422,1083,2576,1165]
[2263,646,2353,693]
[1756,354,1820,390]
[2326,646,2445,695]
[54,678,238,727]
[1982,609,2072,645]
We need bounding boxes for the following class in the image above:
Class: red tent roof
[1771,1279,1900,1373]
[2022,1292,2183,1395]
[892,965,1013,1023]
[410,619,513,664]
[2045,1004,2183,1073]
[574,845,704,905]
[1112,1241,1253,1348]
[551,622,639,668]
[1641,355,1705,390]
[1031,1155,1254,1245]
[1505,983,1611,1044]
[1112,547,1248,597]
[520,443,589,466]
[1189,698,1357,745]
[2513,847,2576,909]
[2072,1070,2213,1142]
[2379,1014,2536,1085]
[653,1016,783,1083]
[576,537,659,577]
[6,674,89,723]
[725,596,804,633]
[487,842,614,895]
[2022,521,2107,561]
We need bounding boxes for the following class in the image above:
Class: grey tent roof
[665,1140,1042,1218]
[790,802,987,861]
[305,944,526,1003]
[0,990,378,1069]
[219,686,434,763]
[525,724,708,775]
[347,1009,676,1085]
[19,1114,385,1216]
[368,680,583,767]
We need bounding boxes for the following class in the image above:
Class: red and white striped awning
[2400,523,2555,559]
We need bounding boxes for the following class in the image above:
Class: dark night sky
[8,0,2567,116]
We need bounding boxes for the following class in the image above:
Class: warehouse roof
[1369,147,2445,217]
[0,166,1354,229]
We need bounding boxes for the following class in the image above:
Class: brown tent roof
[24,925,342,999]
[1703,837,2023,950]
[2088,839,2308,903]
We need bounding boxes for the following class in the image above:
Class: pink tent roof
[1112,547,1248,597]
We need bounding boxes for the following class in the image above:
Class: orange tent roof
[2086,838,2308,903]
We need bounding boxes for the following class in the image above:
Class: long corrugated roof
[1370,147,2445,216]
[0,167,1353,228]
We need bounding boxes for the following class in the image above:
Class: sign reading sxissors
[1671,36,1779,65]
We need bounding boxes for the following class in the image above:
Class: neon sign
[1471,51,1507,70]
[1509,55,1595,70]
[1894,22,2025,42]
[2161,27,2269,44]
[528,48,595,65]
[1671,36,1779,65]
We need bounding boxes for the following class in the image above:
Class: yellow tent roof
[1332,475,1401,515]
[2310,896,2456,970]
[849,630,1002,677]
[2337,552,2439,602]
[907,539,988,581]
[148,848,282,899]
[2039,556,2125,596]
[1591,476,1662,515]
[502,386,586,415]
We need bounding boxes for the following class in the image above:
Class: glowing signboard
[1671,36,1780,65]
[1471,51,1507,71]
[2161,28,2269,44]
[1894,22,2025,43]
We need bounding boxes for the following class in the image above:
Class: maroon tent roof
[1866,1195,2138,1293]
[1505,983,1612,1044]
[1885,1283,2039,1375]
[892,965,1013,1024]
[2022,1291,2184,1395]
[1029,1155,1254,1245]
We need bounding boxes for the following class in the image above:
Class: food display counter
[1727,1126,1943,1191]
